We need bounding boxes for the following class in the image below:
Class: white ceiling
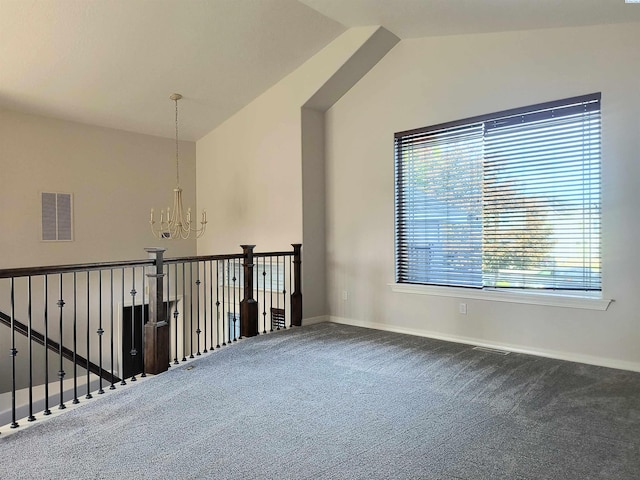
[300,0,640,39]
[2,0,639,141]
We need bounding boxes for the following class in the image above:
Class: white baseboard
[328,315,640,373]
[302,315,329,326]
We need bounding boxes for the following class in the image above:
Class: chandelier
[150,93,206,239]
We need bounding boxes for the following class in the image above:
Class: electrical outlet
[342,290,349,301]
[459,303,467,315]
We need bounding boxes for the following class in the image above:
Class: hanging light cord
[174,96,180,187]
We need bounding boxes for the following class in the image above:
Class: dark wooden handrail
[164,249,296,264]
[0,249,298,280]
[254,250,297,258]
[0,259,153,280]
[164,253,244,264]
[0,310,120,384]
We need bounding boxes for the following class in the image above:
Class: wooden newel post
[144,248,169,375]
[240,245,258,338]
[291,243,302,327]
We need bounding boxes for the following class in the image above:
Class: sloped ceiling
[2,0,639,141]
[0,0,345,141]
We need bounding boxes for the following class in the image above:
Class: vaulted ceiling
[1,0,639,141]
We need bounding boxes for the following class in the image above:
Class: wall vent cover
[41,192,73,241]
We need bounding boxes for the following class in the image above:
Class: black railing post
[144,248,169,375]
[240,245,258,338]
[291,244,302,327]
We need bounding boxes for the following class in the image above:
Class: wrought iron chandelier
[150,93,206,239]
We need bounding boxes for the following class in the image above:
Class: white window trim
[389,282,612,311]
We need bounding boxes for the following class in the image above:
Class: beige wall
[196,27,397,320]
[325,23,640,370]
[7,20,636,375]
[0,109,197,267]
[0,109,198,392]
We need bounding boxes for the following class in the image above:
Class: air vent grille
[41,192,73,241]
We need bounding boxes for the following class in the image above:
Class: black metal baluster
[174,263,180,364]
[10,278,19,428]
[222,260,227,346]
[254,257,259,336]
[130,268,137,382]
[269,257,273,332]
[44,275,51,414]
[196,262,201,355]
[209,260,214,349]
[109,269,116,390]
[202,261,207,353]
[57,274,66,409]
[282,257,287,330]
[216,260,221,348]
[140,267,146,378]
[229,259,233,344]
[73,273,79,403]
[182,262,187,361]
[262,257,267,334]
[27,276,36,420]
[166,263,171,368]
[276,257,281,331]
[86,272,92,399]
[97,270,104,393]
[289,255,293,327]
[189,262,195,358]
[232,259,237,341]
[120,268,126,386]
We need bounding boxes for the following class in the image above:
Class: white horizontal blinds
[395,123,484,287]
[482,94,601,290]
[395,93,601,291]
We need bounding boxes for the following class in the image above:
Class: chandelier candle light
[150,93,206,239]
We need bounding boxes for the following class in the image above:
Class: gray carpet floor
[1,322,640,479]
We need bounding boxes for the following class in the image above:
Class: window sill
[389,283,612,311]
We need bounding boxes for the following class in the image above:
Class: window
[395,93,601,293]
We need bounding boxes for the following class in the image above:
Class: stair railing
[0,244,302,433]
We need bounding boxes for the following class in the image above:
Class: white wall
[325,23,640,370]
[0,108,197,268]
